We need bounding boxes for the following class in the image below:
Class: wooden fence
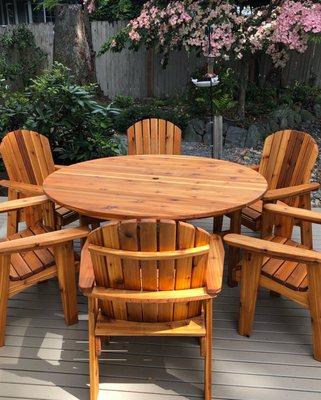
[2,21,321,98]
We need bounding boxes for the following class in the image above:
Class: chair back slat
[259,130,318,193]
[140,219,158,322]
[101,221,127,320]
[158,220,176,321]
[88,220,211,323]
[0,130,55,185]
[118,220,143,322]
[127,118,181,155]
[173,222,196,321]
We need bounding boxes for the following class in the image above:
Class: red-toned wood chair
[224,130,319,286]
[127,118,181,155]
[0,195,89,347]
[79,219,224,400]
[0,130,79,235]
[225,203,321,361]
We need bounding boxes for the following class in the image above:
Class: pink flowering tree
[98,0,321,118]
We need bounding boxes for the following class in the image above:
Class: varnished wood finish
[227,130,319,286]
[0,130,78,231]
[80,219,224,400]
[44,155,268,221]
[0,197,90,347]
[241,130,318,232]
[224,203,321,361]
[127,118,181,155]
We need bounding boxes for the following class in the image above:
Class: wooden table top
[43,155,268,220]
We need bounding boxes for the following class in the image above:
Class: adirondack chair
[0,130,79,235]
[225,130,319,286]
[224,203,321,361]
[127,118,182,155]
[242,130,318,232]
[0,195,89,347]
[79,219,224,400]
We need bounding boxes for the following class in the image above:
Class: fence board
[1,21,321,98]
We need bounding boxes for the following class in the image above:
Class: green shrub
[0,63,122,163]
[114,101,189,133]
[185,67,238,117]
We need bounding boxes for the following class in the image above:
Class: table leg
[213,216,223,233]
[228,209,241,287]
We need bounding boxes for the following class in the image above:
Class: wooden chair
[224,130,319,286]
[224,203,321,361]
[0,194,90,347]
[79,219,224,400]
[127,118,181,155]
[242,130,318,230]
[0,130,79,235]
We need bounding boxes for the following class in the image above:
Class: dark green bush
[113,101,189,134]
[185,67,238,117]
[0,63,122,163]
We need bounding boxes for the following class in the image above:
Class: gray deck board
[1,198,321,400]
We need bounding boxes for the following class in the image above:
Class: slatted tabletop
[43,155,268,220]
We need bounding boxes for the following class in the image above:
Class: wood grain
[44,155,268,221]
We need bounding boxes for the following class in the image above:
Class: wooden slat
[140,219,158,322]
[91,286,211,303]
[88,227,114,317]
[158,220,176,322]
[173,221,195,321]
[188,227,210,317]
[134,122,143,155]
[102,221,127,320]
[88,244,210,260]
[119,220,142,321]
[165,121,174,154]
[95,315,205,336]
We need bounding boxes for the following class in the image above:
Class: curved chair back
[127,118,181,155]
[87,219,211,322]
[0,130,55,185]
[259,130,318,191]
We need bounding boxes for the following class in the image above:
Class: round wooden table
[43,155,267,221]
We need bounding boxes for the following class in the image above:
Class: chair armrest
[55,165,65,171]
[248,164,259,171]
[79,239,95,293]
[0,180,44,195]
[263,182,319,202]
[0,195,49,214]
[0,226,90,255]
[264,203,321,225]
[224,233,321,264]
[206,234,224,295]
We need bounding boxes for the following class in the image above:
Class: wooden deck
[1,201,321,400]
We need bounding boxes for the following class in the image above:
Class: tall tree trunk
[53,4,96,84]
[238,57,250,120]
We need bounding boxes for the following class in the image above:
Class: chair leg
[307,262,321,361]
[89,297,100,400]
[204,299,213,400]
[54,242,78,325]
[0,255,10,347]
[228,210,241,287]
[238,251,262,337]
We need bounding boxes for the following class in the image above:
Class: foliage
[89,0,146,21]
[0,25,46,88]
[113,97,190,133]
[185,67,238,117]
[101,0,321,69]
[0,63,123,163]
